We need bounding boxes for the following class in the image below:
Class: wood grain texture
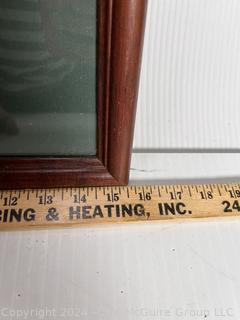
[107,0,148,183]
[0,0,147,189]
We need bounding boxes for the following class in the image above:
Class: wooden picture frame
[0,0,147,189]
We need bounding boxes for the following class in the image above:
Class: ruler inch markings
[126,188,130,199]
[188,186,192,197]
[217,185,222,196]
[141,186,146,201]
[231,186,237,198]
[157,186,161,198]
[0,183,240,229]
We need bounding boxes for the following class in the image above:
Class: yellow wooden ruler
[0,183,240,229]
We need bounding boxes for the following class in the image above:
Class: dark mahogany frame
[0,0,147,189]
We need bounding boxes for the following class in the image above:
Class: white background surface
[1,220,240,320]
[134,0,240,150]
[1,1,240,319]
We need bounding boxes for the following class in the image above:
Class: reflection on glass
[0,0,96,156]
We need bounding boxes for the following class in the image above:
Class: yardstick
[0,183,240,229]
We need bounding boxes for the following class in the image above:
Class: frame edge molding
[107,0,148,184]
[0,0,148,189]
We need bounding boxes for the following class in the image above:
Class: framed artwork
[0,0,147,188]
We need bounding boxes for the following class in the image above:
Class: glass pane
[0,0,96,156]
